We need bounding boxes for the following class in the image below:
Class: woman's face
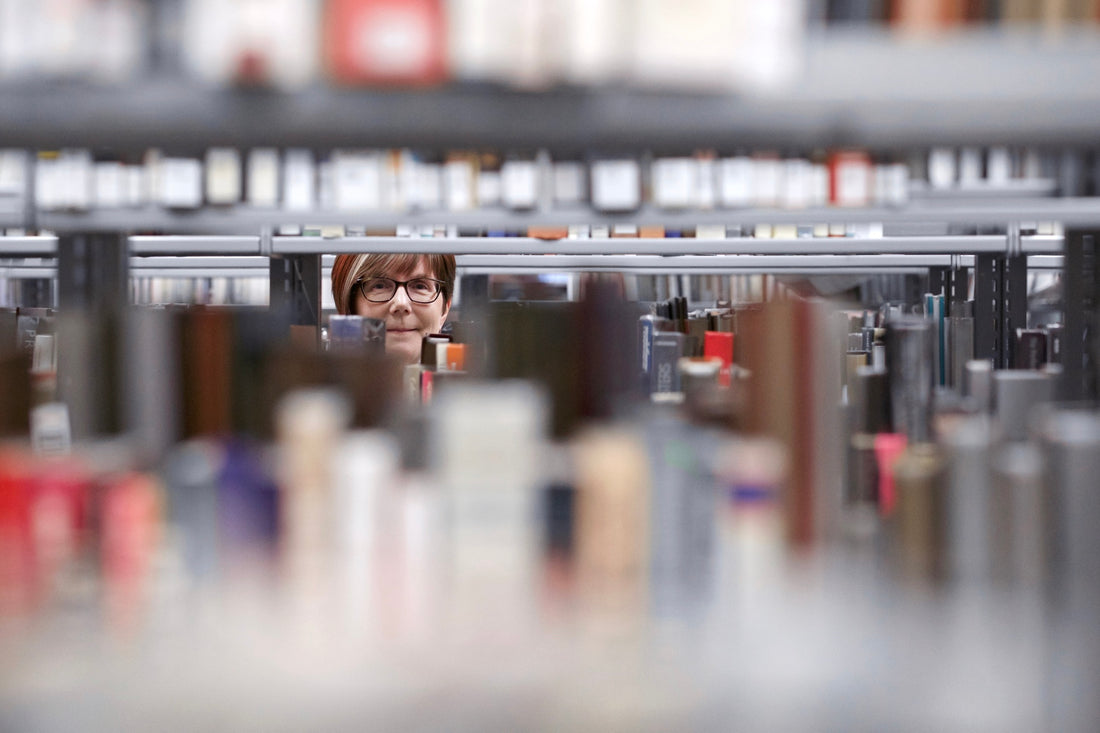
[353,257,450,365]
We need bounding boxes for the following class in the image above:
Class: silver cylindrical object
[1039,409,1100,731]
[990,442,1046,586]
[942,414,996,582]
[993,369,1055,442]
[886,317,935,442]
[964,359,994,413]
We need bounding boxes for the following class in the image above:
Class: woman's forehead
[372,256,432,278]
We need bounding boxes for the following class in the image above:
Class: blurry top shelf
[4,29,1100,151]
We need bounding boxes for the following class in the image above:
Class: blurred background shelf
[5,30,1100,151]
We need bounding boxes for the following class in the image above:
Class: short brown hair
[331,253,456,315]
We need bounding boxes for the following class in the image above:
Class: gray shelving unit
[272,234,1062,256]
[0,233,1065,259]
[0,252,1066,278]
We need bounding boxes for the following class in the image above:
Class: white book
[696,224,725,239]
[718,157,753,208]
[928,148,956,189]
[159,157,203,209]
[652,157,696,210]
[35,158,60,211]
[126,166,146,207]
[888,163,909,206]
[959,148,982,185]
[501,159,538,210]
[415,163,444,211]
[205,148,242,205]
[247,148,280,207]
[590,159,640,212]
[332,151,383,211]
[93,162,126,209]
[445,158,476,211]
[833,156,871,208]
[781,158,810,210]
[283,149,316,211]
[811,164,829,207]
[696,157,716,210]
[752,158,781,208]
[62,150,93,211]
[0,150,26,195]
[987,147,1012,184]
[477,170,502,208]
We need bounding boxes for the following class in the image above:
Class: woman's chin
[386,334,422,364]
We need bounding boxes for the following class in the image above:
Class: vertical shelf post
[55,232,129,438]
[1061,229,1099,402]
[974,253,998,366]
[269,253,321,339]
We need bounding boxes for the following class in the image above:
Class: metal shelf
[453,254,976,271]
[273,234,1062,256]
[0,233,1067,258]
[129,236,261,255]
[30,199,1100,233]
[4,30,1100,150]
[129,256,269,270]
[0,236,57,255]
[0,253,1065,278]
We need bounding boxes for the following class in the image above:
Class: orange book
[527,226,569,240]
[324,0,447,86]
[445,343,466,371]
[890,0,966,30]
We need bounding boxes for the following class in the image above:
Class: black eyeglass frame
[355,276,447,305]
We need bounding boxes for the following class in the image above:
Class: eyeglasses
[356,276,445,304]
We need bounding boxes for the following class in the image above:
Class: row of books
[813,0,1100,28]
[4,146,1082,218]
[0,0,801,91]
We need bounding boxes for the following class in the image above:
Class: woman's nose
[388,285,412,310]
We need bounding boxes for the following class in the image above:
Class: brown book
[181,308,233,438]
[891,0,967,28]
[1002,0,1041,21]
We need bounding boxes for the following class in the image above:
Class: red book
[324,0,448,86]
[828,150,872,208]
[0,452,35,614]
[874,433,908,517]
[420,369,434,405]
[32,461,90,576]
[703,331,734,387]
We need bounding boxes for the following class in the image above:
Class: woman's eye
[367,279,390,291]
[409,280,433,294]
